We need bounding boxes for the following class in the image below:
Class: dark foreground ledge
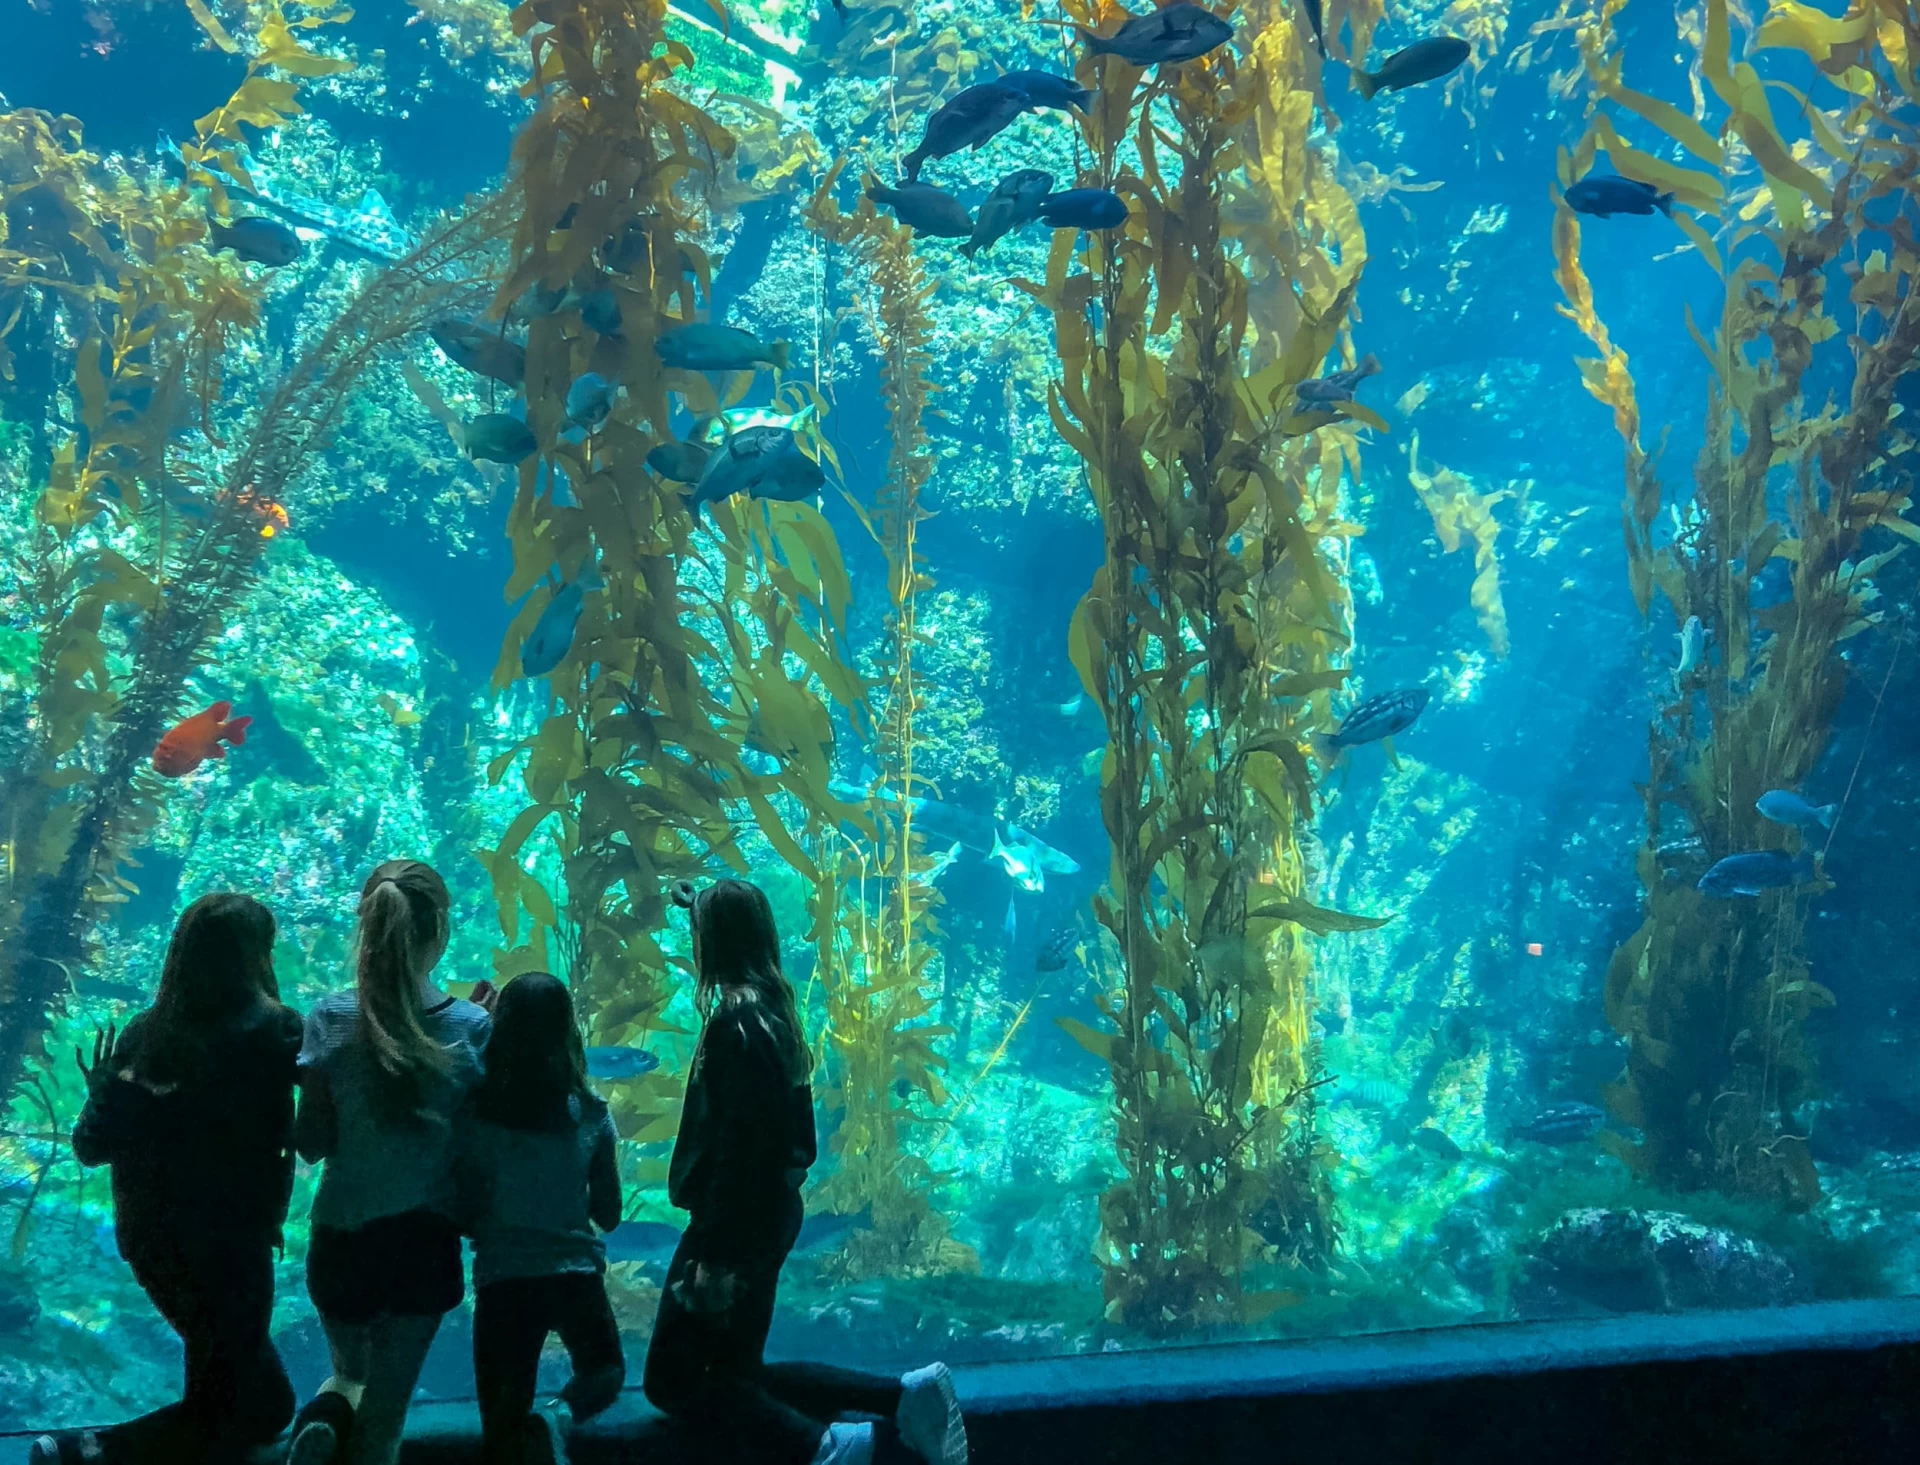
[9,1298,1920,1463]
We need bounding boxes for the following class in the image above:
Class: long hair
[354,858,453,1121]
[140,892,284,1083]
[687,879,808,1084]
[472,971,589,1132]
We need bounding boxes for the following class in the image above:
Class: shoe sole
[288,1421,338,1465]
[900,1365,967,1465]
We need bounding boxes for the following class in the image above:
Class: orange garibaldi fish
[153,702,253,778]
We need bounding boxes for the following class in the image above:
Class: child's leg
[759,1362,903,1422]
[317,1314,373,1410]
[550,1274,625,1422]
[473,1280,549,1459]
[343,1313,441,1465]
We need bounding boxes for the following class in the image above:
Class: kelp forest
[1554,0,1920,1207]
[3,0,1920,1420]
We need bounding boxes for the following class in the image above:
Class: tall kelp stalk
[800,167,973,1278]
[1554,0,1920,1206]
[0,201,503,1098]
[1028,0,1378,1332]
[0,0,434,1097]
[478,0,865,1165]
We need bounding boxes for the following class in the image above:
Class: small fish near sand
[655,323,791,373]
[865,179,974,238]
[1409,1126,1465,1162]
[903,81,1031,183]
[463,413,537,465]
[153,702,253,778]
[1564,174,1674,219]
[1352,36,1471,100]
[1757,790,1838,831]
[1037,189,1129,232]
[999,70,1094,113]
[1508,1102,1605,1146]
[1081,3,1234,65]
[1297,353,1381,406]
[964,169,1053,259]
[429,320,527,387]
[1698,850,1818,898]
[585,1045,659,1081]
[208,215,303,266]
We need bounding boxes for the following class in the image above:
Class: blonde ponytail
[355,859,453,1121]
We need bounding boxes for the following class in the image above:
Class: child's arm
[293,1004,338,1162]
[587,1108,622,1233]
[71,1021,161,1168]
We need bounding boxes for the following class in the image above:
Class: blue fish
[1038,189,1130,231]
[521,566,600,679]
[1756,790,1837,831]
[565,372,620,431]
[1564,174,1673,219]
[586,1045,659,1080]
[1329,688,1430,748]
[603,1220,684,1266]
[1698,850,1817,898]
[999,69,1094,112]
[1003,896,1018,944]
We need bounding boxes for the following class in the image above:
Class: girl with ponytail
[287,860,492,1465]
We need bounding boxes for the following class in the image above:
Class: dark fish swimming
[1409,1126,1464,1162]
[522,569,597,679]
[1698,850,1817,898]
[1000,69,1094,113]
[578,287,623,337]
[964,169,1053,259]
[1038,188,1129,231]
[1564,174,1673,218]
[603,1220,684,1267]
[464,413,537,465]
[688,425,826,517]
[1297,353,1381,405]
[1035,927,1077,973]
[1508,1102,1605,1146]
[647,438,714,482]
[585,1045,659,1080]
[1327,687,1431,748]
[903,81,1031,182]
[1352,36,1471,100]
[208,215,303,266]
[1302,0,1327,58]
[565,372,619,431]
[655,323,791,373]
[865,179,974,238]
[429,320,527,387]
[1081,3,1234,65]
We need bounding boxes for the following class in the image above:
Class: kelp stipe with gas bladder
[1020,0,1387,1333]
[800,166,976,1280]
[477,0,872,1177]
[1553,0,1920,1208]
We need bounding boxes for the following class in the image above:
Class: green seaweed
[1553,0,1920,1207]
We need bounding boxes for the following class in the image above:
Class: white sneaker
[812,1420,877,1465]
[898,1362,968,1465]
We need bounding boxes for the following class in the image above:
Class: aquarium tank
[0,0,1917,1429]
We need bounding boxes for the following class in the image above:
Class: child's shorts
[307,1209,465,1323]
